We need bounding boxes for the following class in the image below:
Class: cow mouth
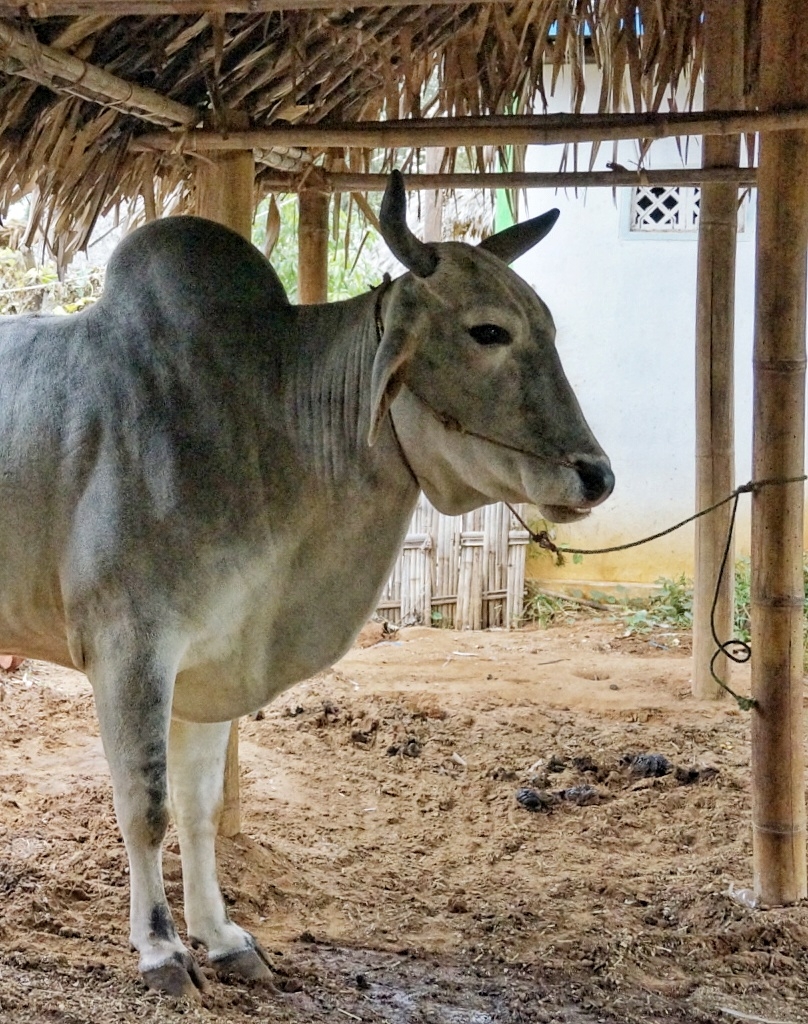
[538,504,593,524]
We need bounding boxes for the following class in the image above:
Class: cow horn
[380,170,439,278]
[478,208,560,265]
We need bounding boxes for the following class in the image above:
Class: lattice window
[630,186,701,232]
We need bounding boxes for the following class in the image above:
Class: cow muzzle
[538,453,614,523]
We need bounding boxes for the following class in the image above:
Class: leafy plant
[653,573,694,628]
[616,560,808,662]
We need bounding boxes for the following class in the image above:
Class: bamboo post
[423,148,445,241]
[750,0,808,906]
[195,150,255,838]
[692,0,743,699]
[195,151,255,242]
[297,189,329,304]
[506,527,529,629]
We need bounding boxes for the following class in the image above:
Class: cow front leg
[168,717,275,985]
[89,655,206,999]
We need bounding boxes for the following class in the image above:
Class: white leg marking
[168,718,257,960]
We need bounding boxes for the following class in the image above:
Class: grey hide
[0,173,613,998]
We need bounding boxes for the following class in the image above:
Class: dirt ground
[0,616,806,1024]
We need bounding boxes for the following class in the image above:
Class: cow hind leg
[168,717,275,986]
[88,648,206,1000]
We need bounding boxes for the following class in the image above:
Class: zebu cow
[0,172,613,997]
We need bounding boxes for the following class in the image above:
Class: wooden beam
[692,0,743,700]
[194,150,255,838]
[750,0,808,907]
[11,0,508,13]
[133,107,808,154]
[297,189,328,304]
[258,167,757,193]
[195,150,255,239]
[0,18,197,127]
[220,720,241,841]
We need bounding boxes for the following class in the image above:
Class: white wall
[511,69,771,588]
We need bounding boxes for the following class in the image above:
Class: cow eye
[468,324,512,346]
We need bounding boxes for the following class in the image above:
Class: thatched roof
[0,2,758,261]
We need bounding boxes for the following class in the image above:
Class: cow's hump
[101,215,289,313]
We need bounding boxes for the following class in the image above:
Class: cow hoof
[142,952,207,1000]
[211,942,278,988]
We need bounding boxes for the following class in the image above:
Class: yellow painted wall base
[525,506,763,591]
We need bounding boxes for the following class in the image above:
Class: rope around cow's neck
[506,475,807,711]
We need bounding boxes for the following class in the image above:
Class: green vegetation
[0,191,382,318]
[525,560,808,666]
[252,193,382,303]
[734,556,752,641]
[523,587,576,628]
[0,248,103,316]
[522,582,620,628]
[621,573,693,634]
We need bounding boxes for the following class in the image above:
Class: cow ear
[368,322,418,446]
[478,208,560,264]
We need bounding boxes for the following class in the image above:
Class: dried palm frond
[0,1,728,263]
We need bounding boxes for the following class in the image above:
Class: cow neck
[373,284,578,473]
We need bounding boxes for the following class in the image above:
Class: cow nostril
[573,458,615,504]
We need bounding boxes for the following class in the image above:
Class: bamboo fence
[376,495,530,629]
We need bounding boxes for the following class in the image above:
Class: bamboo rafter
[133,107,808,153]
[0,18,198,126]
[257,166,758,192]
[11,0,511,11]
[0,1,753,261]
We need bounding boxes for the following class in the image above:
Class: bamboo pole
[257,167,757,194]
[194,150,256,838]
[132,107,808,155]
[423,148,445,241]
[297,189,329,304]
[692,0,743,700]
[750,0,808,906]
[0,18,197,127]
[21,0,512,14]
[220,722,241,840]
[195,151,255,241]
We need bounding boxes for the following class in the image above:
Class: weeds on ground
[522,582,620,628]
[734,557,751,641]
[524,588,579,628]
[621,573,693,634]
[526,561,808,668]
